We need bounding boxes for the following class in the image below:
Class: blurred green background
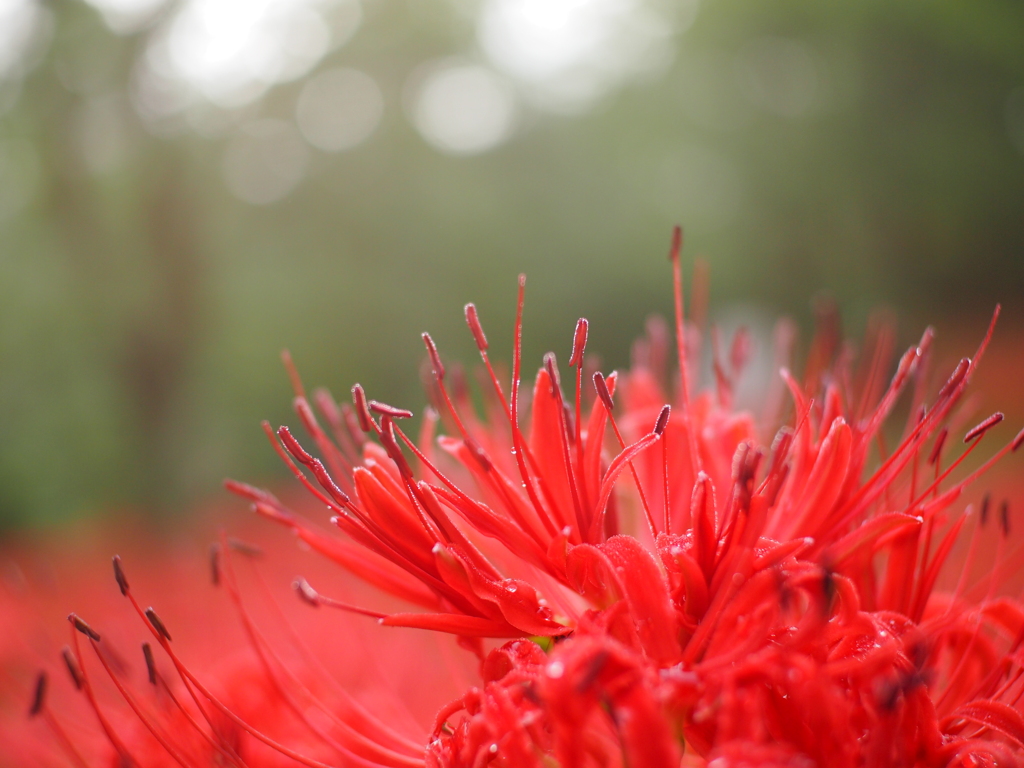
[1,0,1022,530]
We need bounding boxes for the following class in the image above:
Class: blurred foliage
[0,0,1022,530]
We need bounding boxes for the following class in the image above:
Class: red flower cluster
[5,228,1024,767]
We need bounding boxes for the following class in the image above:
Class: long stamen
[216,543,423,768]
[669,225,702,478]
[465,298,564,534]
[66,617,136,765]
[570,318,590,512]
[544,352,586,537]
[594,371,659,537]
[508,275,561,537]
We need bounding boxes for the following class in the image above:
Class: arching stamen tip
[422,332,446,380]
[293,577,320,607]
[68,613,100,642]
[669,225,683,261]
[142,643,157,685]
[964,412,1004,443]
[518,273,526,288]
[280,349,306,398]
[112,555,129,597]
[223,478,266,502]
[278,425,315,466]
[464,436,493,472]
[145,607,172,642]
[544,352,561,393]
[569,318,589,367]
[928,428,948,466]
[28,671,46,717]
[939,357,971,399]
[351,384,373,432]
[654,405,671,436]
[465,303,489,351]
[368,400,414,419]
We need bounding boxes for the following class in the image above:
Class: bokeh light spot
[410,62,517,156]
[296,67,383,153]
[82,0,166,35]
[477,0,681,112]
[735,37,819,118]
[222,119,309,205]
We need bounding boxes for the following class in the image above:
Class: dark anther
[28,671,46,717]
[928,428,947,466]
[878,678,901,712]
[654,405,671,436]
[228,538,264,558]
[464,436,493,472]
[577,649,609,694]
[145,608,172,642]
[1013,427,1024,452]
[593,372,614,412]
[209,543,220,586]
[112,556,129,597]
[981,493,991,527]
[569,318,589,368]
[62,647,82,690]
[1001,500,1011,537]
[68,613,101,642]
[142,643,157,685]
[544,352,561,395]
[820,564,837,618]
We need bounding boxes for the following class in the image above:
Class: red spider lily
[5,227,1024,767]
